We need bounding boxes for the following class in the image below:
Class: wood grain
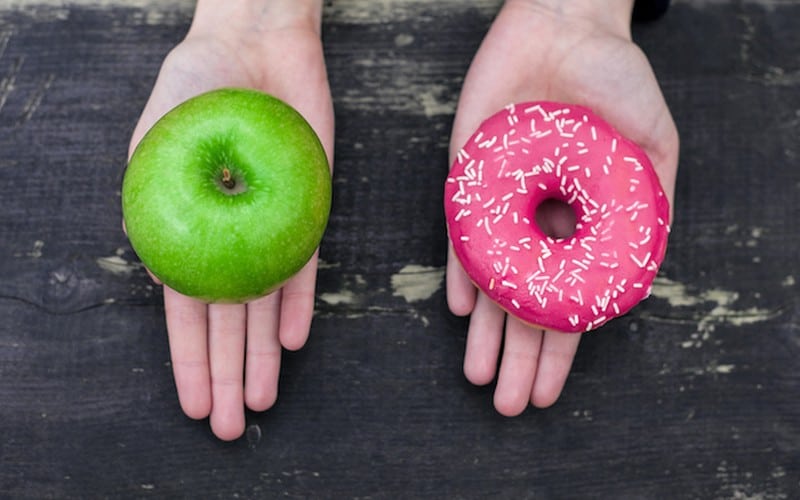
[0,1,798,498]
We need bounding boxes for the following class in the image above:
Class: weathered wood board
[0,1,798,498]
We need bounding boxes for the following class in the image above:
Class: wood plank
[0,1,797,498]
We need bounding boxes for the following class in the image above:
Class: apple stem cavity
[216,166,247,195]
[221,167,235,189]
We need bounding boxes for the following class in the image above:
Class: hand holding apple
[125,0,333,441]
[123,88,331,303]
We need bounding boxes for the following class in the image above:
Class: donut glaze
[445,102,670,333]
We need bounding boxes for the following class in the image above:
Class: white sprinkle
[611,139,618,153]
[511,298,521,309]
[524,104,544,115]
[502,280,518,290]
[460,235,469,242]
[454,209,471,221]
[571,259,589,271]
[483,217,493,236]
[479,136,497,149]
[629,251,651,269]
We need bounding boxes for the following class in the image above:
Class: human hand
[126,0,333,440]
[447,0,679,415]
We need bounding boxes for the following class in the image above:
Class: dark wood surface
[1,1,798,498]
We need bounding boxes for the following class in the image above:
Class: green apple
[122,88,331,303]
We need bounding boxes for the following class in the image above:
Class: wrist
[190,0,323,39]
[506,0,635,39]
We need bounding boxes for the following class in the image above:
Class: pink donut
[445,102,670,333]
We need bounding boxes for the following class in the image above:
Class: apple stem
[221,167,236,189]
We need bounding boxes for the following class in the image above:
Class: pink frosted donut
[445,102,670,333]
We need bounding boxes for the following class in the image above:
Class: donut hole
[534,198,578,239]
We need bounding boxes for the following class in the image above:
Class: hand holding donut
[447,0,679,416]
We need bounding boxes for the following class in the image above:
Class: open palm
[128,25,333,440]
[448,0,679,415]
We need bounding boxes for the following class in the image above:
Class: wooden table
[1,1,798,497]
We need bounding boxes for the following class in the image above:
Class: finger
[208,303,247,441]
[163,286,211,420]
[145,268,163,285]
[530,330,581,408]
[463,293,505,386]
[278,252,319,351]
[244,292,282,412]
[446,244,477,316]
[493,318,543,417]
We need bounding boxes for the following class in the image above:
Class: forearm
[190,0,323,38]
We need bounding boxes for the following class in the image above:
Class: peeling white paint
[391,264,444,303]
[711,364,735,374]
[318,290,357,306]
[394,33,414,47]
[28,239,44,258]
[96,254,141,276]
[651,277,776,343]
[418,86,455,117]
